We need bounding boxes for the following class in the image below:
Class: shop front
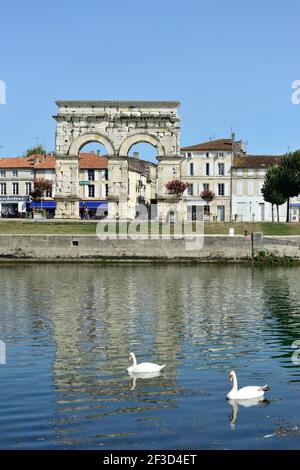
[80,201,108,219]
[29,200,56,218]
[0,196,28,217]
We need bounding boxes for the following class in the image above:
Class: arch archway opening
[78,141,109,220]
[128,143,159,164]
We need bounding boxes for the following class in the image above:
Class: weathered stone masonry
[54,100,183,220]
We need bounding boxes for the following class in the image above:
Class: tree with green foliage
[30,178,52,201]
[25,145,46,157]
[261,166,286,222]
[275,151,300,222]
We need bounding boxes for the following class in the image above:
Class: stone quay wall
[0,233,300,262]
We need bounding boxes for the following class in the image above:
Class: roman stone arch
[69,133,115,156]
[118,133,165,157]
[53,100,182,219]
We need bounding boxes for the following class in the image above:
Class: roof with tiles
[0,153,108,169]
[181,138,234,151]
[232,155,283,168]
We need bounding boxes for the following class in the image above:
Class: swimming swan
[127,352,166,373]
[227,370,270,400]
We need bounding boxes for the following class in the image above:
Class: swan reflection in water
[228,398,271,429]
[128,371,163,390]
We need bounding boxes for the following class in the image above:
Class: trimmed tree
[165,179,188,197]
[200,189,216,215]
[261,166,286,222]
[276,151,300,222]
[30,178,53,201]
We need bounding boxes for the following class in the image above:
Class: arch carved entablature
[54,100,181,157]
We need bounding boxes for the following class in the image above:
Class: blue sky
[0,0,299,158]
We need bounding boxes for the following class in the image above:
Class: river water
[0,263,300,449]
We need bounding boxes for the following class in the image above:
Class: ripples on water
[0,263,300,449]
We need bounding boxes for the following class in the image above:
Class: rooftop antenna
[31,136,44,147]
[209,134,215,141]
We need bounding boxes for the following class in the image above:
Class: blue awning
[80,201,108,209]
[30,201,56,209]
[29,201,108,210]
[291,203,300,208]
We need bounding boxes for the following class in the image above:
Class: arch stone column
[53,100,182,220]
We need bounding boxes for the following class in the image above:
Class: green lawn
[204,222,300,236]
[0,220,299,236]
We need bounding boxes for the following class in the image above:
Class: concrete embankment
[0,233,300,262]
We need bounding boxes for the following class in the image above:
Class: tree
[200,189,215,214]
[25,145,46,157]
[30,178,53,201]
[165,179,188,197]
[276,151,300,222]
[261,166,286,222]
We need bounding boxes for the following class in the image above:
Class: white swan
[227,370,270,400]
[127,352,166,373]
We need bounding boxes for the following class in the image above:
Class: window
[259,168,266,176]
[248,181,254,195]
[88,170,95,181]
[13,182,19,195]
[218,183,225,196]
[187,152,193,158]
[203,183,209,191]
[204,205,210,215]
[46,188,52,197]
[13,170,18,177]
[206,152,210,158]
[104,169,108,180]
[188,184,194,196]
[88,185,95,197]
[25,182,32,195]
[248,168,254,176]
[206,163,210,176]
[189,162,194,176]
[237,182,243,196]
[0,183,6,195]
[236,169,243,176]
[105,184,109,197]
[0,170,6,177]
[218,152,224,157]
[218,163,225,176]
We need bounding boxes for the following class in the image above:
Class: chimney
[133,152,139,159]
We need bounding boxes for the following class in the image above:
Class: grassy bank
[204,222,300,236]
[0,220,299,235]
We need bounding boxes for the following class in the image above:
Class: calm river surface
[0,263,300,450]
